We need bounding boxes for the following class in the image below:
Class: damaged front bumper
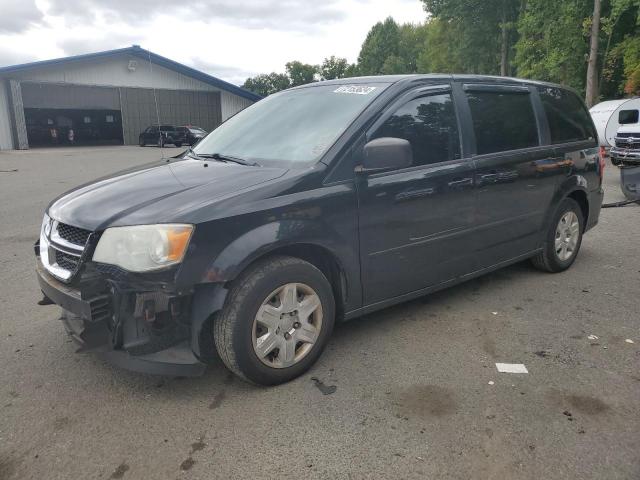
[36,259,208,377]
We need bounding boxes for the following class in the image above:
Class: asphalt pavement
[0,146,638,480]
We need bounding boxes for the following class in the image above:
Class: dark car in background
[176,126,207,146]
[138,125,185,147]
[36,75,603,385]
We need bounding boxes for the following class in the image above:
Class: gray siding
[0,81,13,150]
[22,83,120,109]
[221,90,254,121]
[8,80,28,149]
[0,52,255,149]
[120,87,221,145]
[10,54,219,92]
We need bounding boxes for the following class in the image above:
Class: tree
[320,56,349,80]
[356,18,428,75]
[357,17,402,75]
[422,0,521,75]
[586,0,603,106]
[242,73,291,97]
[514,0,592,93]
[285,61,318,87]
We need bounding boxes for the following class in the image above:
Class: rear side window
[372,93,461,166]
[538,87,596,144]
[466,90,539,155]
[619,109,639,124]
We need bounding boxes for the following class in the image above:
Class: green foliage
[355,18,429,75]
[242,0,640,100]
[285,61,318,87]
[357,17,401,75]
[421,0,521,75]
[320,56,350,80]
[242,73,290,97]
[514,0,592,93]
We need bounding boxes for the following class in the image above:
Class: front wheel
[214,256,335,385]
[531,198,584,273]
[174,142,182,148]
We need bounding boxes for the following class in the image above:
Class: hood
[48,158,287,230]
[617,125,640,134]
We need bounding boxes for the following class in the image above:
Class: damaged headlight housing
[93,224,194,272]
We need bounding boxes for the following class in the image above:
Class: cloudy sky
[0,0,426,85]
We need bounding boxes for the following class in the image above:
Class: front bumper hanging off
[36,260,207,377]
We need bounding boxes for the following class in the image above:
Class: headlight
[93,224,194,272]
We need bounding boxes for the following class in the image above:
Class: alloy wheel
[555,211,580,261]
[251,283,323,368]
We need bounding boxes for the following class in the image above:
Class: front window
[194,83,389,167]
[372,93,461,166]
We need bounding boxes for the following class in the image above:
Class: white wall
[11,54,219,92]
[0,83,14,150]
[221,90,254,121]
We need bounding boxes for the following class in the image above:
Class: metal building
[0,46,261,150]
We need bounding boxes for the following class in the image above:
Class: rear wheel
[175,142,182,148]
[139,137,145,147]
[214,256,335,385]
[531,198,584,272]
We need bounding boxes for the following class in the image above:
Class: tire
[175,142,182,148]
[531,198,584,273]
[214,256,335,385]
[139,137,145,147]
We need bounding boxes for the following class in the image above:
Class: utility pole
[586,0,602,107]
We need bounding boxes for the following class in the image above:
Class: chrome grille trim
[40,216,92,282]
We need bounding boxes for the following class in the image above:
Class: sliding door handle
[447,178,473,188]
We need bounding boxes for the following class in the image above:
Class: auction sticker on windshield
[333,85,377,95]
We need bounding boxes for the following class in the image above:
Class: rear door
[460,83,562,267]
[356,85,477,305]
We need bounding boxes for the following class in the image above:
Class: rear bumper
[37,261,206,377]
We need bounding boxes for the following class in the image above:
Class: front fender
[202,220,345,283]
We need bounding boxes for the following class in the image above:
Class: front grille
[56,222,91,247]
[55,250,81,272]
[615,138,640,148]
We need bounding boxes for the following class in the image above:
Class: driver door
[356,86,477,305]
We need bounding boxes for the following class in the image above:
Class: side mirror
[357,137,413,173]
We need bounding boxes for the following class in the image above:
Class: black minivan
[36,75,604,385]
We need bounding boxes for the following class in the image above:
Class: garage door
[21,83,120,110]
[120,88,221,145]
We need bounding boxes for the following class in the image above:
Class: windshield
[193,83,389,167]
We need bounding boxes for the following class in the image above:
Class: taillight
[598,146,606,181]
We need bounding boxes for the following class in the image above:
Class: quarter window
[466,90,539,155]
[372,93,461,167]
[539,87,596,144]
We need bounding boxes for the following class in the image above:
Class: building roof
[0,45,261,102]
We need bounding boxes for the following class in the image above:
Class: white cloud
[0,0,426,83]
[0,0,44,33]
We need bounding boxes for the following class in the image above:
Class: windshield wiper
[195,152,260,167]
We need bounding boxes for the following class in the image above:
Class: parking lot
[1,146,638,479]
